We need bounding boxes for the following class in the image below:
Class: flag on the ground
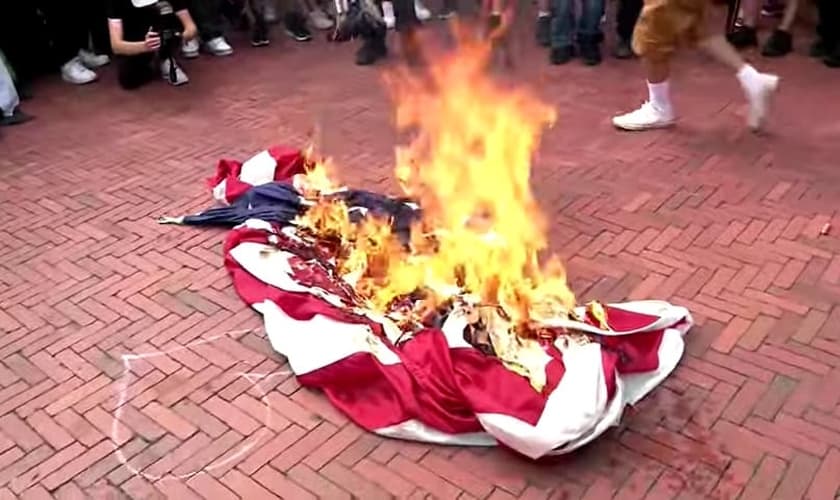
[175,147,693,459]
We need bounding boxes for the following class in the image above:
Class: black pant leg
[817,0,840,48]
[190,0,227,40]
[392,0,419,31]
[87,0,113,55]
[39,0,87,65]
[117,54,156,89]
[615,0,642,43]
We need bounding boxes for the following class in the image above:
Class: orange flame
[295,30,576,333]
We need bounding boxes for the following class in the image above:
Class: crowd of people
[0,0,837,129]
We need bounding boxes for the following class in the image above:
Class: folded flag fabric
[172,146,693,459]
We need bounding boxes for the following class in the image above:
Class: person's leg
[727,0,759,47]
[117,54,156,90]
[87,0,112,56]
[356,0,390,65]
[761,0,796,56]
[548,0,575,63]
[0,52,20,118]
[536,0,551,47]
[818,0,840,66]
[39,0,99,84]
[189,0,235,55]
[246,0,272,45]
[615,0,642,58]
[281,0,314,41]
[577,0,605,64]
[698,34,779,129]
[612,0,680,130]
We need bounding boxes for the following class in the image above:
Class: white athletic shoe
[61,57,98,84]
[161,59,190,86]
[205,36,234,56]
[381,1,396,29]
[78,49,110,68]
[612,101,676,131]
[182,38,200,58]
[414,0,432,20]
[309,8,334,30]
[744,73,779,131]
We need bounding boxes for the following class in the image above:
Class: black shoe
[355,35,387,65]
[761,29,792,57]
[487,12,502,38]
[251,19,270,47]
[579,42,602,65]
[614,38,633,59]
[285,12,313,41]
[536,15,550,47]
[727,25,758,48]
[0,108,34,126]
[824,46,840,68]
[549,45,573,64]
[810,38,829,58]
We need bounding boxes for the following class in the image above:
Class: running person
[612,0,779,132]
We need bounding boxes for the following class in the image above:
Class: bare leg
[698,34,745,71]
[699,34,779,130]
[643,55,670,83]
[778,0,799,31]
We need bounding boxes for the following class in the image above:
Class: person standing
[548,0,605,65]
[612,0,779,132]
[614,0,642,58]
[813,0,839,67]
[182,0,235,57]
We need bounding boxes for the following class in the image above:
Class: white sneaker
[744,73,779,131]
[381,1,396,29]
[78,49,110,69]
[61,57,97,85]
[264,3,278,23]
[204,37,234,56]
[414,0,432,20]
[161,59,189,86]
[182,38,200,58]
[612,101,676,131]
[309,8,334,30]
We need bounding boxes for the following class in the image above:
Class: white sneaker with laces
[205,37,234,56]
[744,73,779,131]
[612,101,676,131]
[264,3,278,23]
[414,0,432,20]
[78,49,110,69]
[61,57,98,84]
[161,59,189,86]
[309,8,334,30]
[381,1,396,29]
[182,38,200,58]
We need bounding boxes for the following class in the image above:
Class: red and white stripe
[213,147,693,459]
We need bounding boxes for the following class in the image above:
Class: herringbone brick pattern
[1,18,840,499]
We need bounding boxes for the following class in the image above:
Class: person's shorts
[632,0,709,60]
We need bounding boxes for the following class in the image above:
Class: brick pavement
[1,16,840,500]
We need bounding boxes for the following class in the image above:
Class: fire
[294,30,576,335]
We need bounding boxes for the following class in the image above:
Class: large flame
[295,31,576,335]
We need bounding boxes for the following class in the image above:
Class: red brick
[140,401,197,439]
[774,453,821,500]
[711,317,751,354]
[186,471,239,500]
[220,469,281,499]
[24,411,74,450]
[420,452,495,498]
[807,448,840,500]
[0,414,43,451]
[171,429,243,476]
[353,458,416,497]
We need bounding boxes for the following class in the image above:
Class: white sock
[381,1,395,18]
[736,64,762,94]
[647,80,673,114]
[537,10,550,17]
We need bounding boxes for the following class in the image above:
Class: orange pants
[632,0,709,60]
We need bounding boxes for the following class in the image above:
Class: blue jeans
[550,0,605,49]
